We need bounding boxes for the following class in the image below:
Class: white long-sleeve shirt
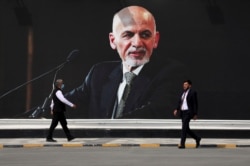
[50,90,74,110]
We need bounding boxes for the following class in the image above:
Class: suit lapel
[186,89,192,100]
[123,63,153,113]
[100,64,123,117]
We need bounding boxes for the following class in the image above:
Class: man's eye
[122,32,134,38]
[141,31,152,39]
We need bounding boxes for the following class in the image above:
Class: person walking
[46,79,76,142]
[173,80,201,149]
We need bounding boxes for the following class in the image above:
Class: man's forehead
[113,7,153,29]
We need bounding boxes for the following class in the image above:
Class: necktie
[115,72,136,118]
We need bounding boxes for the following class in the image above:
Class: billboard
[0,0,250,119]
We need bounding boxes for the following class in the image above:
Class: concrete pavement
[1,138,250,148]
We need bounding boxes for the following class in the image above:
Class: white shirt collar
[122,65,144,76]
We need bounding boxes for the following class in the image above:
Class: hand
[193,115,198,120]
[50,110,53,115]
[173,109,178,117]
[72,104,77,109]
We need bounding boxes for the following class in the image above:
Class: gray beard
[124,56,150,67]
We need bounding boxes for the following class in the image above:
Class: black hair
[184,79,192,85]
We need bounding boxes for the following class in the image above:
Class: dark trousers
[180,111,199,146]
[47,112,72,139]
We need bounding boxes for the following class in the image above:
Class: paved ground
[2,146,250,166]
[1,138,250,148]
[2,119,250,165]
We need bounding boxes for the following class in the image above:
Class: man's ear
[153,31,160,48]
[109,33,116,50]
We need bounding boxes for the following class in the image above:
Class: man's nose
[131,34,143,47]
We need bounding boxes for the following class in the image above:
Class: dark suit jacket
[66,55,185,119]
[177,89,198,118]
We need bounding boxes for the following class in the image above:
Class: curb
[1,143,250,149]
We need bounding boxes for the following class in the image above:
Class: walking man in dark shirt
[173,80,201,149]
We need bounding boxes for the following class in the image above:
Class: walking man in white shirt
[46,79,76,142]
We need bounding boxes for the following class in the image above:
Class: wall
[0,0,250,119]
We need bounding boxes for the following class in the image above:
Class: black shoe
[46,138,57,142]
[68,136,75,142]
[178,145,185,149]
[196,138,201,148]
